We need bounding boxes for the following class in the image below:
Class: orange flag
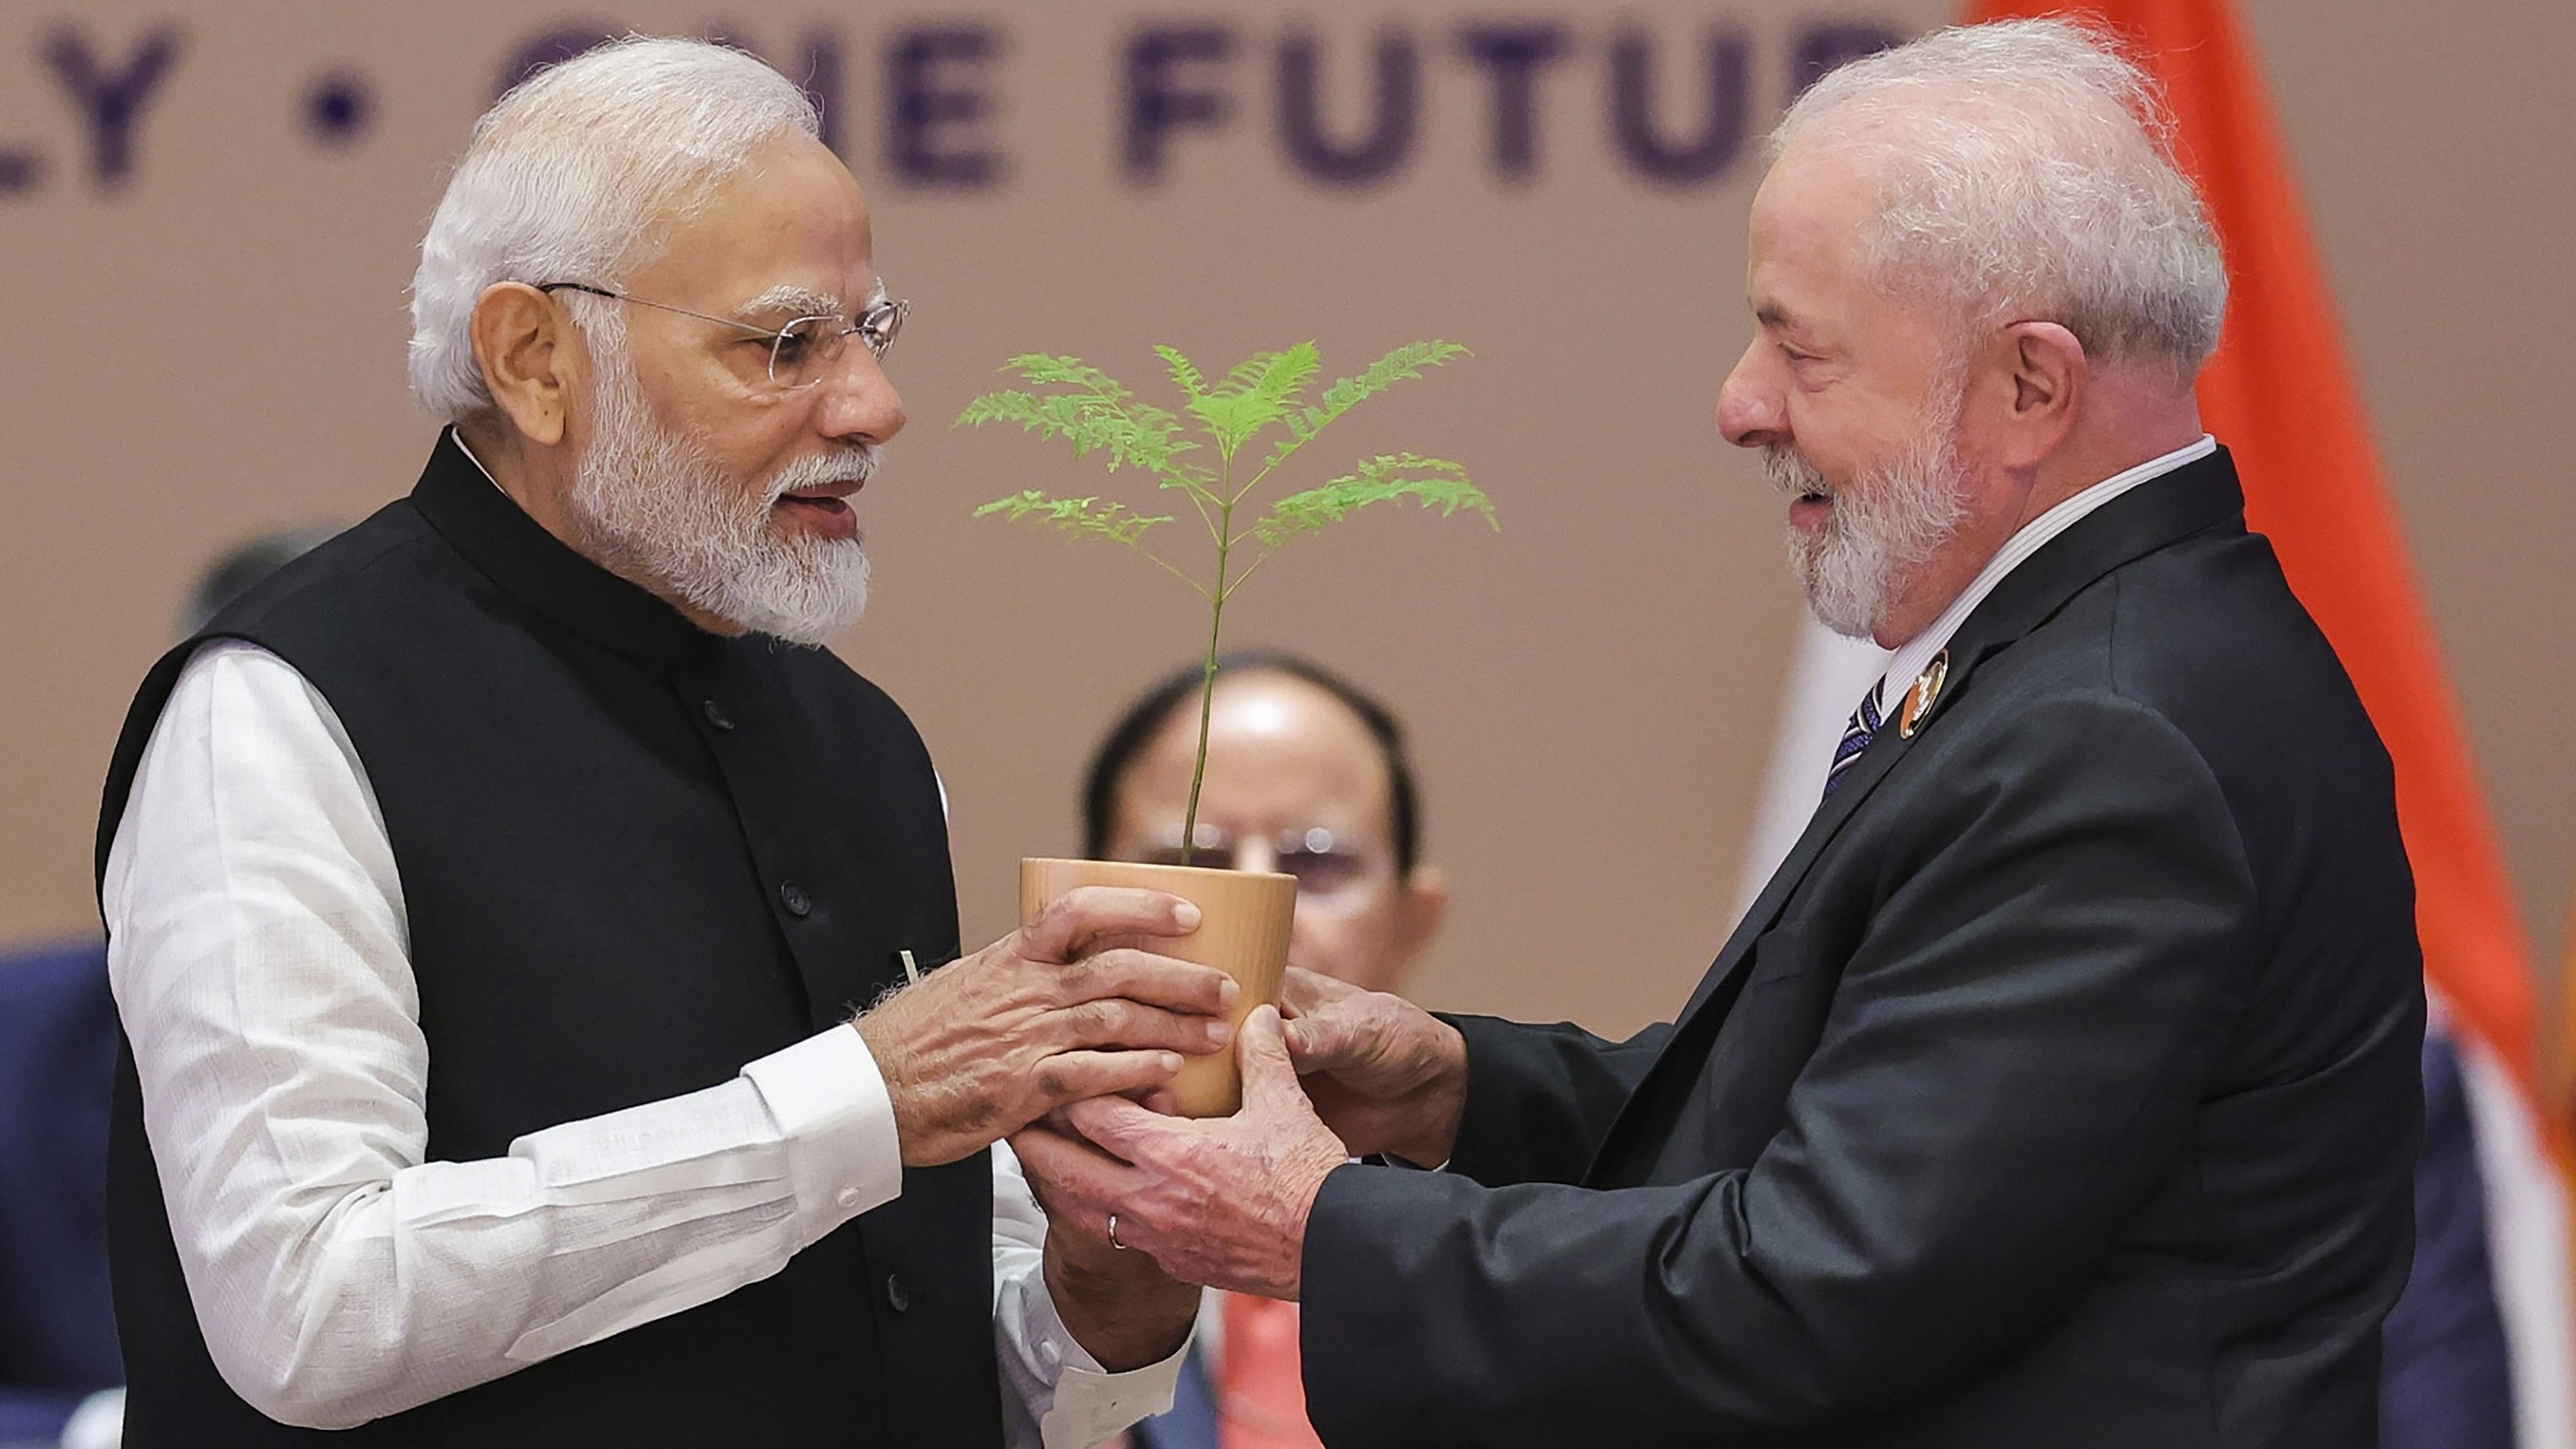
[1958,0,2539,1104]
[1951,3,2569,1442]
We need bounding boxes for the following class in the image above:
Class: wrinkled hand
[1022,1158,1200,1371]
[859,887,1236,1167]
[1278,966,1468,1168]
[1010,1007,1346,1301]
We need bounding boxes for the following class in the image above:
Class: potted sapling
[960,339,1491,1114]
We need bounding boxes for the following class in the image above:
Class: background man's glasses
[536,281,909,392]
[1139,824,1394,911]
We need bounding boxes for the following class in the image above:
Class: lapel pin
[1898,649,1950,740]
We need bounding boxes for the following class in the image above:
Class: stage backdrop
[1,0,2569,1036]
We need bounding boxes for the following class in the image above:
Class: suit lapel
[1580,659,1950,1183]
[1670,714,1921,1030]
[1583,449,2253,1185]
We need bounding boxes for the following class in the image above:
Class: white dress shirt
[101,639,1182,1445]
[1871,435,2218,711]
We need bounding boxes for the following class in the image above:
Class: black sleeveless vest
[95,433,1000,1447]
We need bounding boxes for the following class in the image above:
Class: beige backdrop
[3,0,2569,1039]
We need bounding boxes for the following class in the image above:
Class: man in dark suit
[1008,18,2423,1448]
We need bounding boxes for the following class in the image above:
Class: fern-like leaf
[1156,346,1208,402]
[973,490,1174,546]
[1188,341,1326,458]
[1188,389,1288,457]
[958,355,1213,497]
[1249,343,1321,408]
[1251,453,1494,547]
[1261,340,1472,473]
[1221,351,1283,391]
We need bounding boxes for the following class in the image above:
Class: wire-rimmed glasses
[1136,824,1397,914]
[535,281,909,392]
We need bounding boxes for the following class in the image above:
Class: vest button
[884,1273,911,1313]
[701,699,734,730]
[780,880,812,917]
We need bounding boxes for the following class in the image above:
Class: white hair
[408,37,820,421]
[1770,18,2228,377]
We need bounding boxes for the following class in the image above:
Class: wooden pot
[1020,856,1295,1118]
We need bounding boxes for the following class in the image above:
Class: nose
[813,344,907,447]
[1716,340,1784,450]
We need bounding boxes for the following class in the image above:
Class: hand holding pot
[1012,1006,1347,1302]
[858,886,1238,1167]
[1023,858,1295,1117]
[1279,966,1469,1168]
[1016,1145,1201,1371]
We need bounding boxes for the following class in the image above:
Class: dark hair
[1081,650,1423,873]
[183,526,339,636]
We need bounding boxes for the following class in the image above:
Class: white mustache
[765,447,879,504]
[1761,444,1833,500]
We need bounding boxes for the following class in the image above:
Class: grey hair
[407,37,820,421]
[1769,18,2228,378]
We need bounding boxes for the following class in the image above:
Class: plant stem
[1179,453,1235,868]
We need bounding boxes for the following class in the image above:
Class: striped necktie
[1823,678,1886,801]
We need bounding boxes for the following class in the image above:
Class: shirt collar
[1875,434,2216,712]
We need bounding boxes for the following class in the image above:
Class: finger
[1069,949,1238,1017]
[1063,1093,1190,1161]
[1238,1005,1299,1100]
[1023,888,1203,962]
[1003,1122,1079,1209]
[1052,997,1234,1056]
[1282,1009,1356,1070]
[1032,1048,1185,1108]
[1008,1122,1145,1213]
[1279,966,1351,1018]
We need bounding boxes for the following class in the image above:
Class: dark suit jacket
[0,941,122,1442]
[1301,449,2425,1448]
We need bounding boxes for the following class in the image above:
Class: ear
[1994,320,2086,469]
[1383,865,1451,988]
[469,283,582,448]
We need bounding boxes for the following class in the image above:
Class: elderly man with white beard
[1011,20,2424,1449]
[93,38,1228,1449]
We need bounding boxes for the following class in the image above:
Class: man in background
[1079,653,1445,1449]
[0,936,117,1449]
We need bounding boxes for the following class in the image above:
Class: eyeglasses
[1136,824,1396,913]
[536,281,910,392]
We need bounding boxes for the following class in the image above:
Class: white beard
[1764,410,1972,640]
[565,335,875,646]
